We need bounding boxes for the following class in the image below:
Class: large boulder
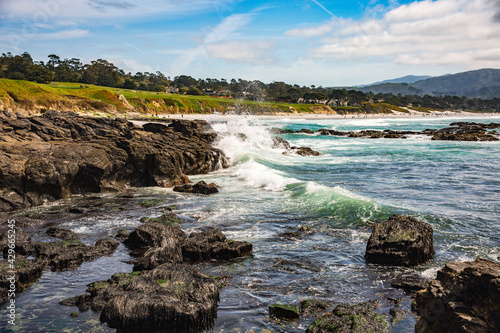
[0,111,228,211]
[182,227,253,262]
[365,215,434,266]
[415,258,500,333]
[62,263,222,333]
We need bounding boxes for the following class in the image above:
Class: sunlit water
[2,116,499,332]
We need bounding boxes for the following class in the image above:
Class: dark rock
[124,221,187,249]
[300,299,332,317]
[306,301,389,333]
[283,146,321,156]
[415,257,500,333]
[0,256,45,304]
[182,227,253,262]
[0,228,35,256]
[272,136,291,149]
[365,215,435,266]
[0,112,228,212]
[173,180,219,195]
[270,127,294,134]
[140,213,182,227]
[296,129,315,134]
[389,308,406,323]
[278,225,314,240]
[69,207,85,214]
[318,129,348,136]
[46,227,80,240]
[63,263,222,332]
[35,238,119,271]
[269,303,300,320]
[391,279,429,294]
[115,229,129,241]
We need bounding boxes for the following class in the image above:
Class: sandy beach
[145,110,499,121]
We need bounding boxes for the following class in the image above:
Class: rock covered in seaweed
[306,301,389,333]
[415,257,500,333]
[46,226,80,240]
[61,263,223,333]
[365,215,434,266]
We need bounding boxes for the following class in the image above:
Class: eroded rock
[365,215,435,266]
[415,257,500,333]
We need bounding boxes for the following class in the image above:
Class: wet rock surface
[0,111,228,211]
[306,301,390,333]
[173,180,219,195]
[0,227,120,304]
[276,122,500,141]
[415,257,500,333]
[62,263,222,333]
[46,226,80,240]
[365,215,435,266]
[62,214,253,332]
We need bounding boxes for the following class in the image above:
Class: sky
[0,0,499,86]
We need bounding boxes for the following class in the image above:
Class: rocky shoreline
[0,112,499,332]
[0,110,228,212]
[272,122,500,141]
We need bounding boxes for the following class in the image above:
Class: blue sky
[1,0,499,86]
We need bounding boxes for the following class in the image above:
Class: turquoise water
[2,116,499,332]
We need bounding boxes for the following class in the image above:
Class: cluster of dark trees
[1,52,499,112]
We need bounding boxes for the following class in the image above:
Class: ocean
[2,115,499,332]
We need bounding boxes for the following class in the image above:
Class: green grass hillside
[0,79,403,116]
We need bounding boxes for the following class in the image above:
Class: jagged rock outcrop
[365,215,435,266]
[0,111,228,211]
[415,258,500,333]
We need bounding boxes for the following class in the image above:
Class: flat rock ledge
[306,301,390,333]
[0,227,119,304]
[415,257,500,333]
[365,215,435,266]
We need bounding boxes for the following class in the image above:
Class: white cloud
[205,40,275,64]
[286,0,500,68]
[1,0,241,19]
[285,21,335,38]
[168,13,254,73]
[38,29,90,40]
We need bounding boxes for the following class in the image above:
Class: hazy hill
[357,69,500,99]
[364,75,432,86]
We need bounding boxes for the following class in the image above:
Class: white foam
[234,160,296,192]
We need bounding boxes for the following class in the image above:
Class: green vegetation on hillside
[1,51,499,114]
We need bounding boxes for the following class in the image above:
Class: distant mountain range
[355,69,500,99]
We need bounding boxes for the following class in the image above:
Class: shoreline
[148,111,500,121]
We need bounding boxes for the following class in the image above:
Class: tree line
[1,52,499,112]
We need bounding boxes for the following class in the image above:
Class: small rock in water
[173,180,219,195]
[46,227,80,240]
[269,303,300,320]
[365,215,434,266]
[306,301,389,333]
